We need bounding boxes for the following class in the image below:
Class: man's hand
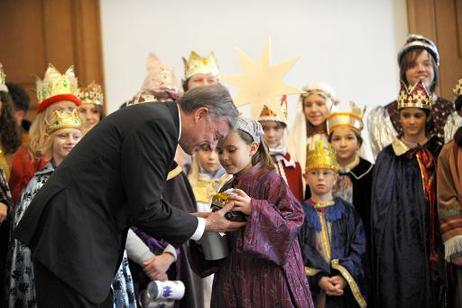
[0,203,7,224]
[204,202,246,232]
[143,253,175,281]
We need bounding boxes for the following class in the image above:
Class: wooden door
[0,0,105,118]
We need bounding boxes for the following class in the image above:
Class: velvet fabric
[371,136,446,308]
[299,197,367,308]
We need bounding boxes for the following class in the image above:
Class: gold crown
[183,51,219,79]
[78,82,104,106]
[397,80,432,110]
[258,95,288,125]
[45,109,82,134]
[305,140,340,171]
[327,101,365,134]
[0,63,7,92]
[453,78,462,98]
[36,64,79,106]
[211,192,232,209]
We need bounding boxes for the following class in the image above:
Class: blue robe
[299,197,367,308]
[371,136,446,308]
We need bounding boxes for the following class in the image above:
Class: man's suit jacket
[14,102,198,303]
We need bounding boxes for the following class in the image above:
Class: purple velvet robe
[191,164,313,308]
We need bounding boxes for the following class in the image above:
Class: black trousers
[34,260,112,308]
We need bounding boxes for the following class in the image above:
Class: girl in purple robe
[191,118,313,308]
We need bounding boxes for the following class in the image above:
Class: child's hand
[330,275,347,291]
[229,189,252,215]
[318,277,344,296]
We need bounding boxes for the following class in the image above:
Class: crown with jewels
[453,78,462,98]
[183,51,219,80]
[0,63,7,92]
[327,100,365,134]
[397,80,432,110]
[36,64,81,113]
[78,82,104,106]
[305,140,340,171]
[45,109,82,134]
[258,95,288,125]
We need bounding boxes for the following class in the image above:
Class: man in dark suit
[14,84,242,307]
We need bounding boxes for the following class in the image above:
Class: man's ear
[194,107,209,123]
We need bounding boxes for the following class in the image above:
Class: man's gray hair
[178,84,238,128]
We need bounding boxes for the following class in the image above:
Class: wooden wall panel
[0,0,105,119]
[407,0,462,99]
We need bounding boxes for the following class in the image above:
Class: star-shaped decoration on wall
[223,38,302,118]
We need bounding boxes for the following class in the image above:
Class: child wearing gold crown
[77,81,105,134]
[299,140,367,308]
[371,80,446,307]
[9,64,82,204]
[190,118,313,307]
[182,51,220,91]
[6,109,83,307]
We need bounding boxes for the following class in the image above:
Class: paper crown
[45,109,82,134]
[36,64,81,113]
[305,140,340,171]
[397,80,432,110]
[129,53,183,106]
[398,34,439,66]
[327,101,365,134]
[453,78,462,98]
[258,95,288,125]
[78,82,104,106]
[183,51,219,80]
[0,63,7,92]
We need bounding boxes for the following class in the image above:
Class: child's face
[304,168,337,196]
[330,126,360,162]
[260,120,285,148]
[195,145,221,174]
[303,94,329,127]
[52,128,83,162]
[399,107,428,139]
[217,131,257,176]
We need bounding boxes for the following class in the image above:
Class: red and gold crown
[258,95,288,125]
[327,101,364,134]
[45,109,82,134]
[0,63,7,92]
[305,140,340,171]
[78,82,104,106]
[183,51,219,79]
[397,80,432,110]
[36,64,81,113]
[453,78,462,98]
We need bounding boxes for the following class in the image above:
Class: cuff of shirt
[190,217,205,241]
[163,244,177,262]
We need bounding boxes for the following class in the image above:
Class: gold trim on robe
[331,259,367,308]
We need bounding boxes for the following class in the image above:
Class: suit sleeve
[121,117,198,246]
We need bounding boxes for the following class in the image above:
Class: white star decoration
[223,39,302,118]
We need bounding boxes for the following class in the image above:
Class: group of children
[0,32,461,308]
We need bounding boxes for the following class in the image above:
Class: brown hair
[327,129,363,146]
[0,91,21,154]
[237,129,274,171]
[399,49,438,92]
